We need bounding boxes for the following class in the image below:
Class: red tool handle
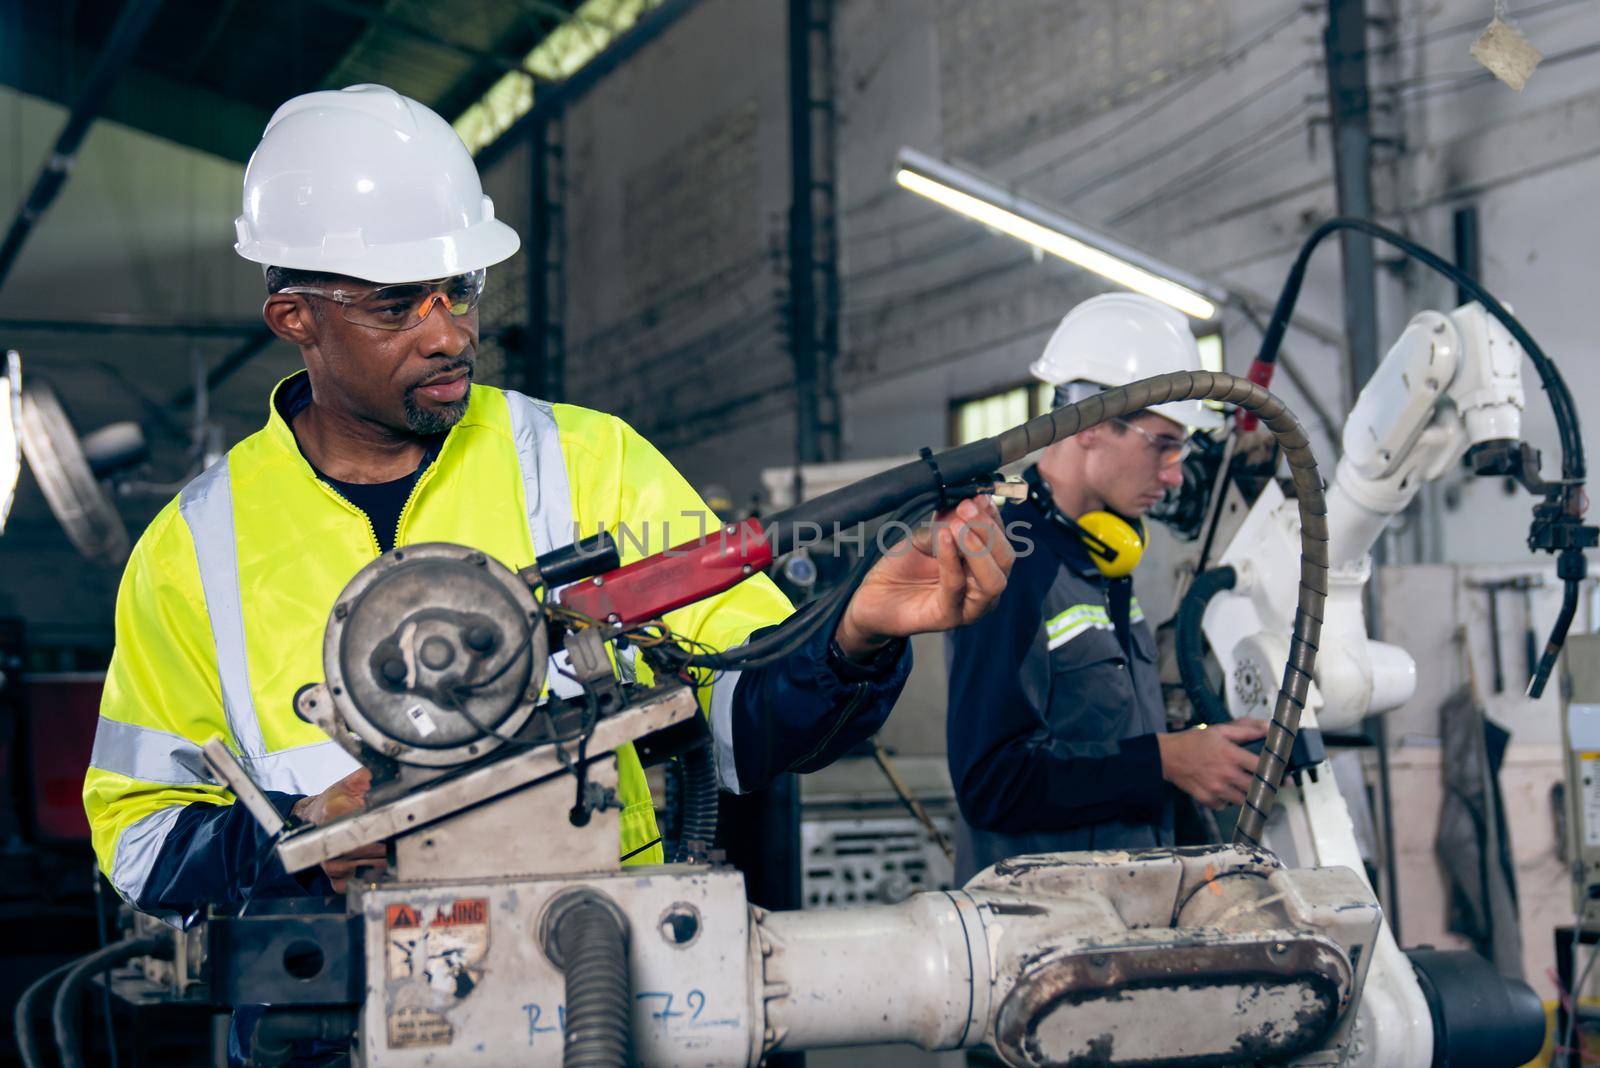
[557,518,774,627]
[1233,358,1276,432]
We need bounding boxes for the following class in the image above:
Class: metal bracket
[201,738,288,838]
[275,685,699,874]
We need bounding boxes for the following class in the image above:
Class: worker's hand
[1155,719,1271,810]
[834,497,1013,660]
[290,767,388,892]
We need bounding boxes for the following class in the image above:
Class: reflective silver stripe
[503,392,742,789]
[1045,603,1113,651]
[109,805,184,905]
[504,390,575,558]
[179,457,265,759]
[709,668,745,794]
[89,717,213,786]
[242,740,360,795]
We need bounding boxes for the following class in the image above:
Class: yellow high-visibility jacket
[84,375,793,910]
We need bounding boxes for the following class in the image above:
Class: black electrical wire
[52,936,172,1068]
[1254,216,1583,480]
[91,867,122,1068]
[1176,566,1239,725]
[1251,217,1590,698]
[15,959,76,1068]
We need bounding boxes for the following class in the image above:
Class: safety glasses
[1113,417,1192,466]
[279,269,487,331]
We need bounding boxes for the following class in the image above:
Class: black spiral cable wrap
[553,899,632,1068]
[1176,566,1239,726]
[672,744,720,863]
[994,369,1328,849]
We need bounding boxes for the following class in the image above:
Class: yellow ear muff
[1077,511,1146,578]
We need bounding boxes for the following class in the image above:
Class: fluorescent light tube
[894,149,1221,321]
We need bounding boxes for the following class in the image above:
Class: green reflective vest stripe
[1044,603,1114,650]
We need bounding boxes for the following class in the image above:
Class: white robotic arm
[1190,304,1528,1067]
[1204,302,1526,732]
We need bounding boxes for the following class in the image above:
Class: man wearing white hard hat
[945,292,1266,881]
[83,85,1012,929]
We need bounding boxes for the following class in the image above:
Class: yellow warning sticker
[384,897,490,1048]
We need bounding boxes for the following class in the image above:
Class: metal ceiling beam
[305,0,559,84]
[0,18,271,162]
[506,0,617,36]
[476,0,701,171]
[0,0,167,294]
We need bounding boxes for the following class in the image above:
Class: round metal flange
[322,542,547,767]
[18,381,130,563]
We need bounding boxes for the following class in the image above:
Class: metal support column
[1323,0,1381,396]
[1324,0,1402,940]
[1453,204,1481,308]
[786,0,842,493]
[525,115,567,400]
[729,3,846,1006]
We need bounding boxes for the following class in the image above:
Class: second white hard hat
[234,84,520,283]
[1030,292,1222,430]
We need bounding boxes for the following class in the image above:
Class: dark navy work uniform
[945,470,1173,883]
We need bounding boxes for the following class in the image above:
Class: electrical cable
[15,959,75,1068]
[1567,900,1600,1065]
[839,2,1314,246]
[1176,566,1239,725]
[1390,37,1600,98]
[1247,216,1591,698]
[236,826,291,919]
[91,865,122,1068]
[1054,64,1311,207]
[51,936,172,1068]
[842,98,1315,299]
[1108,107,1315,227]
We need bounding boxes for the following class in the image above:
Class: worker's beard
[402,363,473,435]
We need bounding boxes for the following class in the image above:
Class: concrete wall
[536,0,796,497]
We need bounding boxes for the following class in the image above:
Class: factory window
[952,330,1220,445]
[1196,331,1225,414]
[454,0,669,155]
[951,384,1051,446]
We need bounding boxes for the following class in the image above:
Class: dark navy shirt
[946,487,1172,882]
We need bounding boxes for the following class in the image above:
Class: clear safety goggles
[1112,417,1192,466]
[279,269,487,331]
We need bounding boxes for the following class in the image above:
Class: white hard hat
[1030,292,1223,430]
[234,84,520,283]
